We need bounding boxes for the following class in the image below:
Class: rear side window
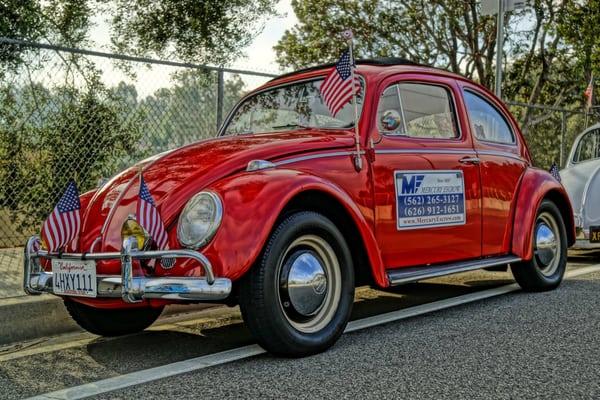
[377,83,458,139]
[464,91,515,144]
[573,129,600,163]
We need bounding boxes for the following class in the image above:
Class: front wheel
[240,211,355,357]
[511,200,567,291]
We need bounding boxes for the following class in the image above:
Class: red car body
[47,62,574,310]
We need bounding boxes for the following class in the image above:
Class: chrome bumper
[23,235,232,303]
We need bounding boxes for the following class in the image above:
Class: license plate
[52,259,97,298]
[590,226,600,243]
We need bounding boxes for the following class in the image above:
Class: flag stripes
[137,175,168,250]
[41,181,81,252]
[320,50,360,117]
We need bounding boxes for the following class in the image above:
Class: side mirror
[380,110,402,132]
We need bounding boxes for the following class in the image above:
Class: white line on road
[28,263,600,400]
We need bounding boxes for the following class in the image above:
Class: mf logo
[401,175,425,194]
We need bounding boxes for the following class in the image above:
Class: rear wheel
[64,299,163,336]
[511,200,567,291]
[240,211,354,357]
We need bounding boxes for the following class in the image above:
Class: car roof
[270,58,423,81]
[262,57,472,90]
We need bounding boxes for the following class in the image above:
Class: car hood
[79,130,354,252]
[561,160,600,227]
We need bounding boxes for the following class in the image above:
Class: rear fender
[511,168,575,260]
[202,169,386,286]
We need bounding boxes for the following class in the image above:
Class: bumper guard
[23,236,232,303]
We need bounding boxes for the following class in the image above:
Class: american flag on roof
[320,50,361,117]
[137,175,168,250]
[41,180,81,252]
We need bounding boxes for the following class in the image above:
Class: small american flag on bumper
[41,180,81,252]
[137,175,168,250]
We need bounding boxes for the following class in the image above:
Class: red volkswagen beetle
[24,59,574,356]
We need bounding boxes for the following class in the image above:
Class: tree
[275,0,500,87]
[274,0,595,168]
[0,82,142,236]
[1,0,278,67]
[109,0,278,65]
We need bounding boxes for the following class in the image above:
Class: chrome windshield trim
[218,75,366,137]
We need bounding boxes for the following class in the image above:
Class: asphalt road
[1,253,600,399]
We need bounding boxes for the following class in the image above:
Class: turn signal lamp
[121,217,148,250]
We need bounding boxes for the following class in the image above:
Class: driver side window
[377,83,459,139]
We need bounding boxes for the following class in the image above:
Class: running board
[387,255,521,286]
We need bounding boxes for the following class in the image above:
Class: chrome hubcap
[282,251,328,316]
[534,212,560,276]
[278,235,341,333]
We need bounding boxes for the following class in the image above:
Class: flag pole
[343,29,362,172]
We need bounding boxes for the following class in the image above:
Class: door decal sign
[394,170,466,230]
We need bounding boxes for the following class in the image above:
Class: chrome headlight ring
[177,191,223,249]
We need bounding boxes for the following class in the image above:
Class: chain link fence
[506,101,592,168]
[0,38,597,299]
[0,38,276,298]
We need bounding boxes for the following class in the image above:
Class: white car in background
[561,123,600,249]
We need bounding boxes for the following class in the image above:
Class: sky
[231,0,298,75]
[83,0,298,97]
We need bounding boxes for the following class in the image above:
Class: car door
[370,74,482,269]
[461,84,528,256]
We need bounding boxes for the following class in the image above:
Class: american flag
[584,74,594,110]
[549,162,561,182]
[41,181,81,252]
[320,50,360,117]
[137,175,168,250]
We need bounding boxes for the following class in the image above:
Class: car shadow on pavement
[350,279,511,321]
[83,275,516,374]
[85,321,254,375]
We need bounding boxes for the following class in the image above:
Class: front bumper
[23,236,232,303]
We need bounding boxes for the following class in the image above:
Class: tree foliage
[274,0,598,168]
[109,0,278,65]
[0,83,142,235]
[1,0,277,66]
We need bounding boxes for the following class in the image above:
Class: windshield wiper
[271,122,310,130]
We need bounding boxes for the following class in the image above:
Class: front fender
[511,167,575,260]
[200,169,385,286]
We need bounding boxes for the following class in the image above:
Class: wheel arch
[204,169,386,287]
[511,167,575,260]
[276,189,377,287]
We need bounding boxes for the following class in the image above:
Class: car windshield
[223,78,364,135]
[573,129,600,163]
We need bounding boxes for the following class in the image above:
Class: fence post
[216,68,224,133]
[560,111,566,167]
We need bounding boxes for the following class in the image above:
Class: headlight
[121,217,149,250]
[177,191,223,249]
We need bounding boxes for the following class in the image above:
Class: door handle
[459,156,480,165]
